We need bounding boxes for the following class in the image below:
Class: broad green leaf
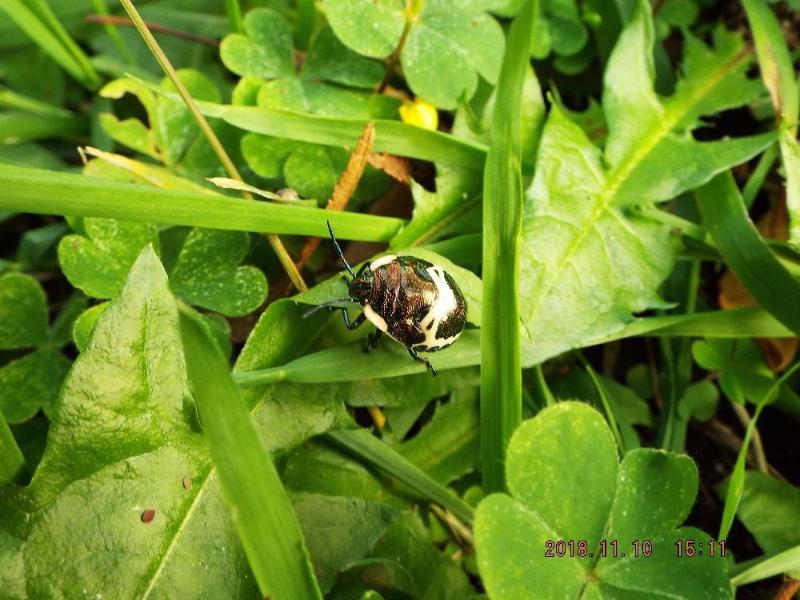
[677,380,719,421]
[6,247,257,597]
[241,133,299,178]
[735,471,800,577]
[301,25,385,89]
[220,8,295,79]
[292,493,398,592]
[474,402,731,599]
[169,229,268,316]
[283,144,347,200]
[57,218,159,299]
[0,273,47,349]
[519,0,774,358]
[325,0,504,108]
[0,347,70,423]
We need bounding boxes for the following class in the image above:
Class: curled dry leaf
[718,197,799,371]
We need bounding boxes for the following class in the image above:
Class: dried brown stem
[85,14,220,48]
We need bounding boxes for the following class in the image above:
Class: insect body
[309,221,467,376]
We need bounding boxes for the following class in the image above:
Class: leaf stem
[117,0,308,291]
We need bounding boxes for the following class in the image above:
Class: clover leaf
[474,401,732,599]
[220,8,295,79]
[324,0,504,108]
[0,274,74,423]
[58,218,160,299]
[169,228,267,317]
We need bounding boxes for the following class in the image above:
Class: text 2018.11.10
[544,539,654,558]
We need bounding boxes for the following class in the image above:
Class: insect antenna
[302,298,359,319]
[327,220,356,280]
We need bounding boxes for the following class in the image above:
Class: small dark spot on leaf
[182,477,192,490]
[141,509,156,523]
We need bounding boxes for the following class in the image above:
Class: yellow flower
[399,98,438,130]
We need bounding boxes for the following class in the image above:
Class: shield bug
[305,221,467,376]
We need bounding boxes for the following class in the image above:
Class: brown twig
[292,121,376,274]
[85,14,220,48]
[775,579,800,600]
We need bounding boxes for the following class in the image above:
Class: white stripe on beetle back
[369,255,397,271]
[363,304,388,332]
[418,266,461,350]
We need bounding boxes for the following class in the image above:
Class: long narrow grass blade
[480,0,538,492]
[131,77,492,172]
[0,0,99,87]
[0,112,86,144]
[696,172,800,335]
[179,307,323,600]
[0,410,24,482]
[233,307,794,387]
[718,360,800,539]
[118,0,307,291]
[327,429,475,525]
[224,0,243,33]
[0,163,402,241]
[732,545,800,586]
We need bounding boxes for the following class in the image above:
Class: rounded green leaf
[0,272,47,349]
[323,0,405,58]
[220,8,295,79]
[474,402,731,599]
[169,229,268,316]
[241,133,300,179]
[57,218,160,299]
[505,401,618,545]
[283,145,346,201]
[302,25,385,89]
[0,347,71,423]
[72,302,108,353]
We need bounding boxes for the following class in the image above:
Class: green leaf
[179,307,323,600]
[325,0,504,108]
[7,247,258,597]
[691,338,772,404]
[735,471,800,577]
[57,218,160,299]
[219,8,295,79]
[292,493,398,592]
[733,545,800,586]
[396,390,479,485]
[696,172,800,335]
[480,0,537,491]
[0,163,403,242]
[169,229,268,316]
[474,402,731,599]
[0,273,47,349]
[0,412,24,484]
[72,302,107,352]
[519,0,774,358]
[323,0,405,57]
[302,25,385,89]
[677,380,719,421]
[283,144,347,200]
[0,347,71,423]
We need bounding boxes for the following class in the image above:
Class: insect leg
[355,262,371,278]
[341,309,366,331]
[363,330,383,353]
[407,346,438,377]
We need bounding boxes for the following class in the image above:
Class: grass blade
[327,429,475,525]
[718,360,800,540]
[0,112,86,144]
[0,409,24,482]
[696,172,800,335]
[233,307,794,387]
[732,545,800,586]
[179,307,323,600]
[741,0,800,246]
[118,0,307,291]
[0,163,402,241]
[133,77,492,172]
[480,0,538,492]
